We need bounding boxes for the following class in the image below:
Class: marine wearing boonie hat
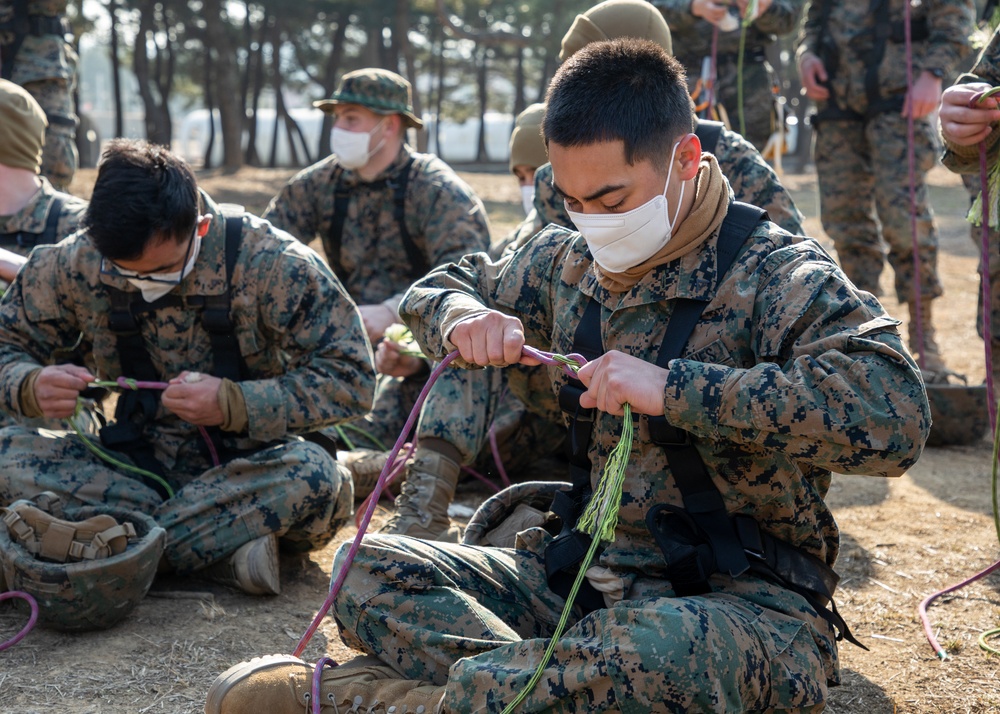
[508,103,548,174]
[314,68,424,129]
[559,0,673,62]
[0,78,48,172]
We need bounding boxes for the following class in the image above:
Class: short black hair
[83,138,200,261]
[543,38,692,167]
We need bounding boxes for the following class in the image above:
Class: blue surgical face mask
[566,141,685,273]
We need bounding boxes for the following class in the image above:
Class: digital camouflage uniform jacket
[508,127,805,258]
[263,145,490,308]
[400,206,930,682]
[798,0,975,117]
[0,176,86,258]
[941,26,1000,174]
[0,193,375,465]
[0,0,75,85]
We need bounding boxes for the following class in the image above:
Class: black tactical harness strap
[327,156,427,282]
[0,3,69,80]
[99,208,248,497]
[693,119,724,156]
[0,195,65,249]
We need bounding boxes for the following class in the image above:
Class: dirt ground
[2,162,1000,713]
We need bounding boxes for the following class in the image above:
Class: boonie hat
[314,68,424,129]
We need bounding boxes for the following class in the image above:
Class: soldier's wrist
[18,368,44,419]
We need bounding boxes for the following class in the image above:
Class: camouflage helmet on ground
[0,495,165,631]
[313,68,424,129]
[463,481,571,548]
[924,382,991,447]
[560,0,673,63]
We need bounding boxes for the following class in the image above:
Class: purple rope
[311,656,339,711]
[0,591,39,652]
[981,138,998,432]
[461,465,503,493]
[114,376,221,467]
[521,345,589,378]
[293,351,461,658]
[903,0,926,371]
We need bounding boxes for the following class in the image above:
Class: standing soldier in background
[0,0,78,190]
[652,0,805,151]
[797,0,975,376]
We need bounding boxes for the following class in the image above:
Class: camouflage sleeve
[0,244,89,417]
[716,129,805,234]
[409,161,492,275]
[796,0,823,60]
[922,0,976,77]
[941,30,1000,175]
[400,226,574,367]
[238,237,375,442]
[490,209,542,260]
[261,162,329,246]
[752,0,805,37]
[663,235,929,477]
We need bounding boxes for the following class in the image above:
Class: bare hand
[940,82,1000,146]
[376,339,426,378]
[691,0,731,25]
[798,53,830,101]
[161,371,224,426]
[0,247,26,284]
[358,305,398,343]
[902,71,942,119]
[33,364,94,418]
[576,351,668,417]
[448,311,531,367]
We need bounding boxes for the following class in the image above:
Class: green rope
[979,628,1000,656]
[500,405,634,714]
[68,399,176,499]
[338,422,389,452]
[334,425,356,451]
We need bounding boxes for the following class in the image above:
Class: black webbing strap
[646,203,766,583]
[99,209,248,494]
[0,195,65,249]
[694,120,724,155]
[327,156,426,282]
[0,0,28,80]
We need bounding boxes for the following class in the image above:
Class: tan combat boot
[378,449,462,542]
[204,653,445,714]
[202,533,281,595]
[339,448,404,501]
[908,300,947,377]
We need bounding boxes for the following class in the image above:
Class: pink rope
[521,345,589,378]
[0,591,39,652]
[918,557,1000,660]
[980,137,998,431]
[903,0,926,371]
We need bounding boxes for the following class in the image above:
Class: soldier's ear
[676,133,701,181]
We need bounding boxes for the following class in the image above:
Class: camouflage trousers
[23,77,78,191]
[351,365,565,477]
[331,533,831,713]
[814,113,942,303]
[0,426,352,572]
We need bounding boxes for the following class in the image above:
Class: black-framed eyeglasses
[99,224,198,285]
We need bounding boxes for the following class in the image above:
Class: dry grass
[2,162,998,713]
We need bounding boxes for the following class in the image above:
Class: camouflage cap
[509,103,548,173]
[0,78,47,172]
[314,68,424,129]
[560,0,673,63]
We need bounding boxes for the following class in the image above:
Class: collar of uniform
[336,144,413,189]
[96,190,230,298]
[576,227,722,310]
[0,177,58,235]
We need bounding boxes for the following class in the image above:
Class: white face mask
[567,141,685,273]
[520,185,535,216]
[120,233,202,302]
[332,118,387,169]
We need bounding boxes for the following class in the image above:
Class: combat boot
[205,653,445,714]
[202,533,280,595]
[339,448,403,501]
[378,449,462,542]
[908,300,947,377]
